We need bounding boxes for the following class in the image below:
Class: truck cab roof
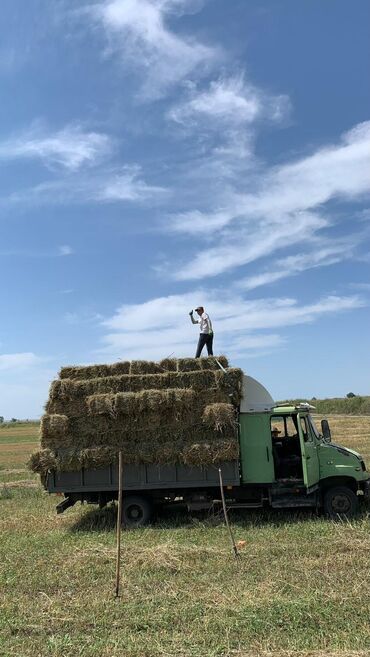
[273,403,316,414]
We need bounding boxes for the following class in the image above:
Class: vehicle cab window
[270,414,303,480]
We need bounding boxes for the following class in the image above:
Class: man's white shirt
[199,312,212,334]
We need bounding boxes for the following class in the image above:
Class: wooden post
[115,451,123,597]
[218,467,239,559]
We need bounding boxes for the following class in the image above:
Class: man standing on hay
[189,306,214,358]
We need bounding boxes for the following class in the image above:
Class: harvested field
[1,416,370,656]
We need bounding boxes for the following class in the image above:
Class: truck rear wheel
[122,495,152,528]
[323,486,359,519]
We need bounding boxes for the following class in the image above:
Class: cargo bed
[46,460,240,494]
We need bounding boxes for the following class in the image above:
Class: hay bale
[37,358,244,473]
[59,362,131,380]
[59,356,229,380]
[203,403,236,431]
[28,449,57,474]
[130,360,163,375]
[159,358,177,372]
[46,369,228,417]
[181,439,239,466]
[40,414,69,447]
[176,356,229,372]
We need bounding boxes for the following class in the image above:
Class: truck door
[297,413,320,489]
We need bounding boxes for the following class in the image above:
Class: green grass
[1,417,370,656]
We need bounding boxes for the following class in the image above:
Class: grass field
[1,416,370,657]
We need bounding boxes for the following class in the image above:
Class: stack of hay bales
[29,356,244,475]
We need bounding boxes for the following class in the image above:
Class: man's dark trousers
[195,333,214,358]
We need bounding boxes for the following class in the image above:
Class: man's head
[271,427,282,439]
[195,306,204,316]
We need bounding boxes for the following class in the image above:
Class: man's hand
[189,310,193,316]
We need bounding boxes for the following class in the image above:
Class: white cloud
[4,165,167,206]
[0,123,112,171]
[237,241,356,291]
[171,121,370,280]
[168,75,290,127]
[88,0,217,98]
[99,290,365,361]
[174,210,327,280]
[58,245,74,256]
[97,165,167,201]
[0,353,40,371]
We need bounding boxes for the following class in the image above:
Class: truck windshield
[308,415,320,439]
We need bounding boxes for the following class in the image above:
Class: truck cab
[239,398,370,517]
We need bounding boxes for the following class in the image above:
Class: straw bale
[40,414,69,447]
[202,403,236,431]
[37,358,243,474]
[130,360,163,375]
[176,356,229,372]
[59,356,229,380]
[159,358,177,372]
[28,449,57,474]
[181,439,239,466]
[59,362,131,380]
[46,369,231,416]
[87,388,196,417]
[30,428,238,475]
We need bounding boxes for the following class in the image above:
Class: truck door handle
[306,455,311,460]
[266,446,270,462]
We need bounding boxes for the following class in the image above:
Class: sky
[0,0,369,419]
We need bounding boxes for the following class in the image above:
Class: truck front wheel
[323,486,359,519]
[122,495,152,528]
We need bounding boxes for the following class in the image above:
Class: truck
[45,375,370,525]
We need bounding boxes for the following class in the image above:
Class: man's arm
[189,311,199,324]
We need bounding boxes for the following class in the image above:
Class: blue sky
[0,0,369,418]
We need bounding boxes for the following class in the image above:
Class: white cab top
[240,375,275,413]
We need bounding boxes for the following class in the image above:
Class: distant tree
[311,397,317,401]
[10,418,17,423]
[0,416,4,424]
[346,392,356,398]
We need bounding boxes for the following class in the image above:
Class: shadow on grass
[68,500,344,533]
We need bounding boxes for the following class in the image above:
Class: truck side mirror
[321,419,331,442]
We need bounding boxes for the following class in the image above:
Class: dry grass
[313,414,370,462]
[1,416,370,656]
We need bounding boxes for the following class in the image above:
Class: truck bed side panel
[47,460,240,493]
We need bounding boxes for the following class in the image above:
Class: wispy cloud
[4,165,167,207]
[236,240,357,291]
[58,245,74,256]
[168,74,290,127]
[97,165,167,201]
[0,353,40,371]
[0,123,112,171]
[169,121,370,280]
[99,290,365,361]
[86,0,217,98]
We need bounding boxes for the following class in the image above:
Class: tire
[323,486,359,519]
[122,495,152,528]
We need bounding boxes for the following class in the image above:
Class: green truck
[46,375,370,525]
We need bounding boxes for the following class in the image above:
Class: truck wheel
[323,486,359,519]
[122,495,152,528]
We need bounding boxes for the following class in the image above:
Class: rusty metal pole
[218,467,239,559]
